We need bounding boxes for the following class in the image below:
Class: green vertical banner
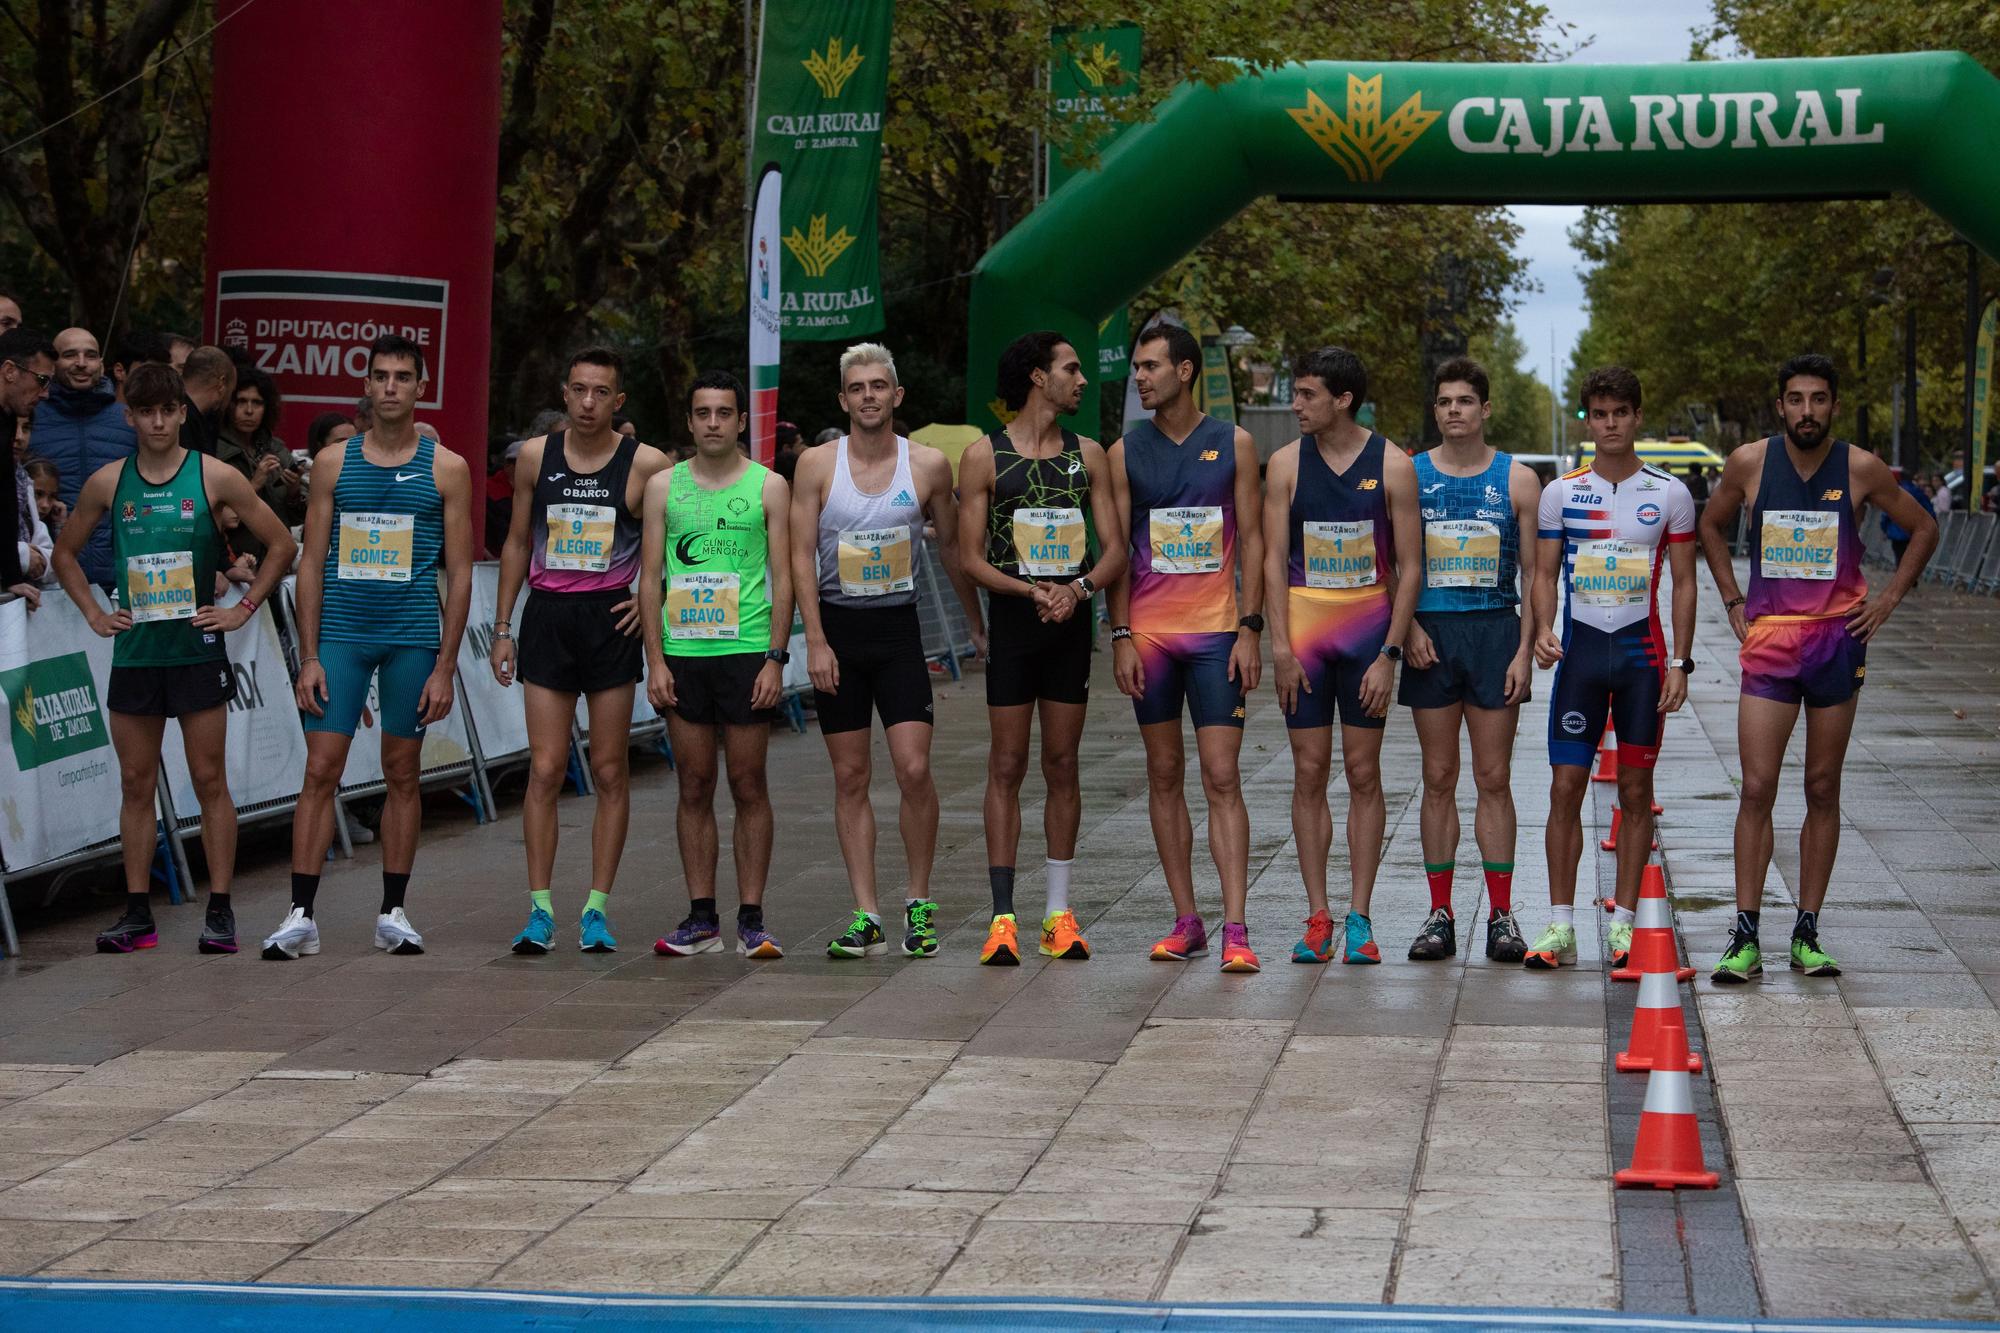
[751,0,894,341]
[1974,298,1997,512]
[1049,23,1141,380]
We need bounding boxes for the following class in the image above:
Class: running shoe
[1040,910,1090,960]
[1219,922,1260,973]
[737,924,784,959]
[1407,907,1456,961]
[260,906,320,961]
[1150,913,1208,960]
[1607,920,1634,971]
[654,916,723,957]
[198,901,238,955]
[578,908,617,953]
[374,907,425,955]
[1710,930,1763,985]
[828,910,887,959]
[980,914,1021,966]
[1486,909,1527,963]
[902,900,939,957]
[1523,922,1578,970]
[94,908,157,954]
[511,906,555,956]
[1342,911,1381,965]
[1292,909,1335,965]
[1789,933,1841,977]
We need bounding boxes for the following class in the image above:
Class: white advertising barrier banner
[0,590,125,871]
[459,561,528,763]
[162,591,309,819]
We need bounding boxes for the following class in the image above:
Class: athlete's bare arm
[613,443,674,637]
[489,437,546,686]
[1846,446,1940,643]
[1229,425,1264,693]
[1504,459,1542,705]
[1106,439,1144,699]
[1077,438,1127,594]
[425,447,476,726]
[954,437,1027,600]
[1371,441,1423,714]
[916,444,986,656]
[1262,444,1304,714]
[1698,440,1764,643]
[753,469,794,711]
[199,458,296,631]
[638,467,675,710]
[292,443,346,715]
[789,444,837,693]
[1662,536,1698,712]
[52,462,125,634]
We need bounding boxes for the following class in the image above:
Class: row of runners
[57,326,1936,985]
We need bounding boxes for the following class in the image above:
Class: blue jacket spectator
[32,374,134,585]
[1882,479,1934,561]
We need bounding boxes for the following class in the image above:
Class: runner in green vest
[639,370,794,959]
[51,362,296,956]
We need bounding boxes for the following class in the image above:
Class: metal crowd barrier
[914,542,978,679]
[1925,512,1962,584]
[1947,513,1998,591]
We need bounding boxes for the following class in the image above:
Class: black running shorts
[813,601,933,735]
[984,592,1091,708]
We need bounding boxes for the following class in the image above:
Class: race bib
[338,512,414,582]
[837,526,914,596]
[1572,538,1650,607]
[667,572,740,640]
[1302,520,1377,590]
[1760,509,1838,580]
[1424,519,1501,588]
[1149,506,1224,575]
[1013,506,1086,577]
[545,503,615,572]
[125,551,196,624]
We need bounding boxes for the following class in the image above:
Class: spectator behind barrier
[2,326,58,595]
[29,327,134,587]
[218,366,306,542]
[179,345,236,457]
[0,291,21,334]
[24,457,64,547]
[107,329,170,402]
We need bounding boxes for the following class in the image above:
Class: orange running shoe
[1220,922,1260,973]
[1291,910,1335,964]
[1040,910,1090,960]
[979,914,1020,966]
[1150,914,1208,960]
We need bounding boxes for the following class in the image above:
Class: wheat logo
[803,37,864,98]
[988,398,1018,426]
[1288,73,1440,183]
[783,215,857,278]
[12,685,32,739]
[1073,43,1122,88]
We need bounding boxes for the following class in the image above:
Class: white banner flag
[0,592,125,871]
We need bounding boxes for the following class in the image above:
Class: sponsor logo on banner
[803,37,865,98]
[1,652,110,771]
[783,214,858,278]
[215,270,446,408]
[1289,74,1442,182]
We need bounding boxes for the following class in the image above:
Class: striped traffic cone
[1599,806,1659,853]
[1591,739,1618,783]
[1611,864,1695,983]
[1614,1016,1718,1189]
[1615,968,1703,1073]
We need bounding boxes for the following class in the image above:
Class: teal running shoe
[1789,933,1840,977]
[578,909,617,953]
[1342,911,1381,964]
[1523,922,1577,970]
[1711,930,1763,985]
[511,907,555,955]
[828,910,887,959]
[903,899,940,957]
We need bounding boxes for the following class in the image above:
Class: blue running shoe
[578,908,617,953]
[654,916,722,957]
[1342,911,1381,964]
[737,925,784,959]
[511,907,555,955]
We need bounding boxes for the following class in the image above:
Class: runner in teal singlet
[266,334,473,962]
[52,362,295,955]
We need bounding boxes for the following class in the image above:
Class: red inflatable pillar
[203,0,502,551]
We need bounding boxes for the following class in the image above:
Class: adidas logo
[892,489,915,507]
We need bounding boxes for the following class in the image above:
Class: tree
[1471,322,1555,455]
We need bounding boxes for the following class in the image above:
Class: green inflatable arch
[964,51,2000,430]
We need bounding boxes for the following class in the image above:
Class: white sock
[1613,905,1636,925]
[1552,904,1576,928]
[863,911,881,925]
[1045,858,1073,917]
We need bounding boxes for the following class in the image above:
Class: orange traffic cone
[1591,743,1618,783]
[1614,1017,1718,1189]
[1611,865,1695,982]
[1599,806,1659,853]
[1616,968,1703,1073]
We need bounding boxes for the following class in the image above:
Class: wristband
[1110,626,1133,642]
[1724,596,1746,609]
[299,656,320,668]
[493,628,513,640]
[238,595,259,614]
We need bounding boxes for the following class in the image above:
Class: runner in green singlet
[51,362,296,955]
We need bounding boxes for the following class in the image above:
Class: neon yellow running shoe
[1789,933,1841,977]
[1523,922,1576,970]
[1711,931,1763,985]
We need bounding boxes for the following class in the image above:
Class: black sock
[1735,909,1761,939]
[381,871,410,914]
[988,866,1016,917]
[1794,909,1819,939]
[291,872,321,918]
[738,903,764,933]
[690,897,719,924]
[126,891,152,922]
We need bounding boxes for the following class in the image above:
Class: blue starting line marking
[0,1280,1993,1333]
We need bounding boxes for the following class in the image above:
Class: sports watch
[1669,657,1695,673]
[1380,644,1404,662]
[1072,575,1096,599]
[1238,614,1265,634]
[765,648,790,665]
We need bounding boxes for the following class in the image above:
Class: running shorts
[304,640,438,739]
[814,601,933,735]
[1398,609,1527,712]
[1130,630,1244,729]
[1548,621,1664,769]
[665,651,776,728]
[518,587,643,696]
[985,592,1091,708]
[1740,616,1866,709]
[1285,590,1391,731]
[107,662,236,719]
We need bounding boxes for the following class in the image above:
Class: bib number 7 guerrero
[1424,519,1500,588]
[837,526,914,596]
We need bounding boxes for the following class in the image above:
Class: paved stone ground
[3,561,1999,1320]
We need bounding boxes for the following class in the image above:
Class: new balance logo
[892,489,915,506]
[1200,450,1219,461]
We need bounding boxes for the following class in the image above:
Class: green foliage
[1470,322,1555,455]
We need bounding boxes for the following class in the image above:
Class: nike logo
[1423,483,1446,494]
[394,471,422,483]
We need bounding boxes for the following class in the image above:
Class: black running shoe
[96,908,159,954]
[198,901,238,954]
[1407,907,1457,961]
[1485,909,1526,963]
